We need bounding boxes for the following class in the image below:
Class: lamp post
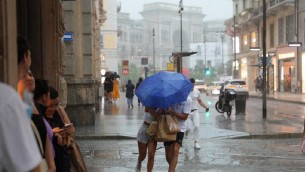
[203,34,207,68]
[177,0,183,73]
[153,28,156,74]
[233,15,237,79]
[220,33,225,74]
[262,0,267,118]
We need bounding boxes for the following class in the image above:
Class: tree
[226,60,233,76]
[190,59,205,80]
[118,63,141,86]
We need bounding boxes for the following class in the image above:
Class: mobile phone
[64,123,73,128]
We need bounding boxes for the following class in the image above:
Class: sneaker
[194,142,201,149]
[136,161,142,172]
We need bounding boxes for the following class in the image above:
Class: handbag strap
[30,120,45,156]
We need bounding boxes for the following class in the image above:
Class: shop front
[277,47,297,92]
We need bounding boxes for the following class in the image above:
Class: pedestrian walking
[125,79,135,109]
[185,78,209,149]
[164,96,192,172]
[104,72,114,103]
[254,76,260,93]
[136,77,143,106]
[259,76,263,93]
[135,107,161,172]
[112,77,120,102]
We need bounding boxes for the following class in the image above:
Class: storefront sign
[278,52,295,60]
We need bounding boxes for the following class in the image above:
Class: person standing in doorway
[136,77,143,106]
[125,79,135,109]
[185,78,209,149]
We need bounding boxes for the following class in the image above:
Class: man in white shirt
[186,78,209,149]
[0,82,41,172]
[164,96,192,172]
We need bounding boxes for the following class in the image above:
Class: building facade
[100,0,119,73]
[226,0,305,93]
[1,0,66,92]
[63,0,104,126]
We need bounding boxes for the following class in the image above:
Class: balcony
[252,0,294,20]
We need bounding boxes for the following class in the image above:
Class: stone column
[0,0,18,86]
[63,0,98,126]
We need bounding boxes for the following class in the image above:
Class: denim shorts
[164,132,184,147]
[137,123,153,144]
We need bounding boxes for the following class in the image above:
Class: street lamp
[262,0,267,118]
[153,28,156,74]
[177,0,183,73]
[220,33,225,74]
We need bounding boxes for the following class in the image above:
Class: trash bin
[235,94,247,114]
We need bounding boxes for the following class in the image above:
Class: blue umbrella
[135,71,193,108]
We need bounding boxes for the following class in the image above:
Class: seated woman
[44,86,74,172]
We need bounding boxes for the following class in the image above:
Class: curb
[75,133,303,140]
[75,134,136,140]
[232,132,302,139]
[249,95,305,105]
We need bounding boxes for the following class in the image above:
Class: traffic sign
[122,68,129,75]
[122,60,129,68]
[63,32,73,41]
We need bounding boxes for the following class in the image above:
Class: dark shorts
[164,132,184,147]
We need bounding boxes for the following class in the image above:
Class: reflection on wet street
[78,138,305,172]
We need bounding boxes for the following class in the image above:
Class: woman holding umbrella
[135,107,162,172]
[135,71,193,172]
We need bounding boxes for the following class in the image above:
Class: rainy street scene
[2,0,305,172]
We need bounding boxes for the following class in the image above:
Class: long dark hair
[49,86,59,99]
[17,36,30,64]
[33,79,49,101]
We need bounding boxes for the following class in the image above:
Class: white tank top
[143,111,155,122]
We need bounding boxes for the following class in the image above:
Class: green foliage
[118,63,141,85]
[190,59,205,80]
[226,60,233,76]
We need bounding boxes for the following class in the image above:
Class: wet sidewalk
[74,91,305,140]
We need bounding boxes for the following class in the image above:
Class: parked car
[223,79,249,98]
[194,79,207,92]
[206,81,223,96]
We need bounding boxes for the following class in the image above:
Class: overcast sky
[120,0,233,21]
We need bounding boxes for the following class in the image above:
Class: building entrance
[278,59,295,92]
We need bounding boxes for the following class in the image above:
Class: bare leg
[147,141,157,172]
[166,142,180,172]
[137,142,147,169]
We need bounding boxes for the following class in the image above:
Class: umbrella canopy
[135,71,193,108]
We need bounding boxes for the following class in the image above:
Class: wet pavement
[78,138,305,172]
[74,91,305,171]
[75,91,305,139]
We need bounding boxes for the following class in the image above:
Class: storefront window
[278,59,295,92]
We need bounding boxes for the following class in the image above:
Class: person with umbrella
[135,71,193,172]
[135,107,162,172]
[185,78,209,149]
[164,97,192,171]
